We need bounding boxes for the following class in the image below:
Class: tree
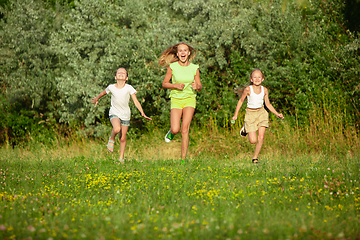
[0,0,64,144]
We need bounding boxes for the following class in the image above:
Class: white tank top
[247,85,264,109]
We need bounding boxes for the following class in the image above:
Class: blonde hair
[234,68,265,97]
[249,68,265,84]
[159,42,197,66]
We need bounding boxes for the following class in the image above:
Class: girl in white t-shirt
[232,69,284,164]
[92,68,152,163]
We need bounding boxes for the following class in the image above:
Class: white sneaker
[240,126,247,137]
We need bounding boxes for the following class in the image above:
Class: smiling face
[115,68,128,81]
[250,70,264,86]
[176,44,191,63]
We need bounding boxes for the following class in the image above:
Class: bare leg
[180,107,195,160]
[118,125,129,162]
[252,126,266,160]
[109,118,121,151]
[170,108,183,135]
[247,131,258,144]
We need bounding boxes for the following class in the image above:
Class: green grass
[0,122,359,239]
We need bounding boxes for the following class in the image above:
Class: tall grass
[0,107,359,239]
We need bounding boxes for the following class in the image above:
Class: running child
[232,68,284,163]
[159,42,202,163]
[92,67,152,163]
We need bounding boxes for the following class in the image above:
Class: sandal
[252,159,259,164]
[118,159,124,164]
[107,139,115,153]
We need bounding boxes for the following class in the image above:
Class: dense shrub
[0,0,359,143]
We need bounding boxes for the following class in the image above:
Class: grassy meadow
[0,116,359,240]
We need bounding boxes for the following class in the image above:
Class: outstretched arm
[264,87,284,119]
[131,93,152,120]
[232,87,250,120]
[91,90,107,107]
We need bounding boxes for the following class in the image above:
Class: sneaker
[165,129,175,143]
[252,159,259,164]
[240,125,247,137]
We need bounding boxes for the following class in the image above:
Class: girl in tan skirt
[232,69,284,163]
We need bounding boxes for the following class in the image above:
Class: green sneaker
[165,129,175,143]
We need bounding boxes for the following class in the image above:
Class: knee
[171,127,180,135]
[113,127,121,134]
[249,137,257,144]
[181,128,189,136]
[120,135,127,143]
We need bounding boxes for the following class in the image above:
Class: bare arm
[232,87,250,120]
[191,69,202,91]
[162,67,185,90]
[264,87,284,119]
[91,90,107,107]
[131,93,152,120]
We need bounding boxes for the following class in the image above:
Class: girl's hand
[142,113,152,120]
[91,97,99,107]
[191,82,198,90]
[277,113,284,120]
[175,83,185,90]
[232,116,238,121]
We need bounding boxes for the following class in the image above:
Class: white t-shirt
[105,84,137,120]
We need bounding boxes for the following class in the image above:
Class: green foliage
[0,0,67,144]
[0,0,359,142]
[51,0,166,128]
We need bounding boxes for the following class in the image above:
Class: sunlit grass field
[0,119,359,239]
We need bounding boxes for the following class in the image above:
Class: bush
[0,0,359,143]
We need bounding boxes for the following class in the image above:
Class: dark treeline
[0,0,359,146]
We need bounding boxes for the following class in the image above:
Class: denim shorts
[109,115,130,127]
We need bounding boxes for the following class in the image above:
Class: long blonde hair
[159,42,197,66]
